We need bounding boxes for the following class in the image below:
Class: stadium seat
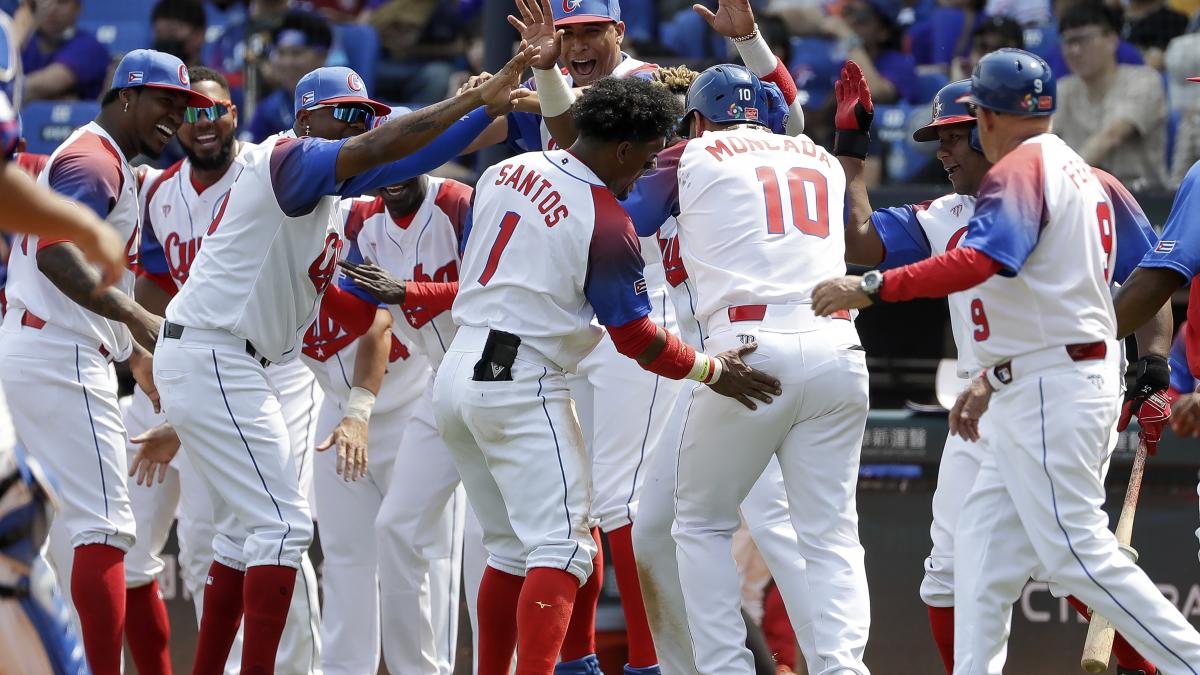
[80,0,158,24]
[661,9,727,60]
[874,103,935,182]
[789,37,840,109]
[1023,24,1058,61]
[20,101,101,155]
[913,71,949,103]
[78,19,152,58]
[328,23,380,93]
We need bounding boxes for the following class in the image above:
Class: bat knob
[1118,543,1139,563]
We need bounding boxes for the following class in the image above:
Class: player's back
[455,150,638,372]
[674,128,847,326]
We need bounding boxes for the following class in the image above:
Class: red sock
[561,528,603,661]
[608,525,657,667]
[72,544,126,675]
[126,580,172,675]
[1067,596,1156,674]
[762,582,797,670]
[927,605,954,674]
[192,562,245,675]
[241,565,297,675]
[515,567,578,675]
[477,566,525,675]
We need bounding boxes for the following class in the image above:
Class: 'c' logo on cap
[347,73,363,92]
[178,64,189,86]
[563,0,582,12]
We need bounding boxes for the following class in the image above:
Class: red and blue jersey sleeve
[871,203,932,270]
[1094,169,1158,285]
[1169,323,1195,393]
[585,186,652,327]
[337,200,384,306]
[269,135,346,217]
[139,220,169,275]
[1138,160,1200,282]
[46,133,124,220]
[434,179,474,247]
[622,141,685,237]
[960,143,1046,277]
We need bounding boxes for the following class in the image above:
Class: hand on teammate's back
[707,341,782,410]
[339,261,406,305]
[508,0,563,70]
[318,416,369,482]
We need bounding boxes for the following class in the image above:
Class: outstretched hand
[693,0,756,39]
[476,41,539,116]
[129,422,181,486]
[508,0,562,70]
[834,61,874,133]
[317,416,369,482]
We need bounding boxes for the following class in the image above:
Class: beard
[184,136,235,171]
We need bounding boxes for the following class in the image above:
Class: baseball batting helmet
[957,48,1055,116]
[684,64,771,129]
[913,79,982,153]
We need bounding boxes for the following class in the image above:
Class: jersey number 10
[756,166,830,238]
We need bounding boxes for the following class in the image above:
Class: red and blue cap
[294,66,391,116]
[110,49,214,107]
[553,0,620,25]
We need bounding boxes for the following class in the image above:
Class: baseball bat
[1080,438,1149,673]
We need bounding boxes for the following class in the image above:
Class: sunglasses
[184,100,233,124]
[309,103,375,126]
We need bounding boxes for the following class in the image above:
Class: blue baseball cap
[553,0,620,26]
[294,66,391,116]
[110,49,214,107]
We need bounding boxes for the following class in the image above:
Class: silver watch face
[862,272,882,294]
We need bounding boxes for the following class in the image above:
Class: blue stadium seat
[78,19,152,57]
[661,9,727,60]
[80,0,158,23]
[789,37,840,109]
[327,23,380,93]
[914,71,949,103]
[21,101,100,155]
[1023,24,1058,62]
[874,103,935,182]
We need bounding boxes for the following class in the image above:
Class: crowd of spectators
[4,0,1200,187]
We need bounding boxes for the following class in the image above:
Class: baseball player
[435,76,778,675]
[812,48,1200,674]
[832,68,1169,675]
[337,172,478,675]
[151,51,533,674]
[0,48,212,675]
[127,66,324,675]
[618,64,870,675]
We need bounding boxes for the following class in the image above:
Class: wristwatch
[860,270,884,299]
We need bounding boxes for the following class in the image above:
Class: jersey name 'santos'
[346,177,471,368]
[953,134,1116,366]
[454,150,651,372]
[627,129,848,329]
[5,122,140,360]
[875,168,1157,377]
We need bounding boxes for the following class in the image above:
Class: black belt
[163,321,270,368]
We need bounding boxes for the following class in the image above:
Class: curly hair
[574,77,682,144]
[651,66,700,97]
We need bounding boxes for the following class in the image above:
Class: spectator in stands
[1055,0,1168,189]
[370,0,464,104]
[906,0,986,73]
[152,0,207,65]
[20,0,109,101]
[950,15,1024,79]
[241,9,331,142]
[1042,0,1144,75]
[825,0,920,103]
[1122,0,1188,69]
[1167,36,1200,187]
[984,0,1050,25]
[297,0,369,23]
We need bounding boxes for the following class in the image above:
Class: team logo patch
[1022,94,1036,112]
[127,71,144,84]
[726,103,742,118]
[178,64,189,86]
[347,72,364,92]
[563,0,582,12]
[300,90,316,106]
[162,204,171,216]
[737,333,757,347]
[1037,95,1052,110]
[633,277,647,295]
[744,107,759,121]
[1156,240,1176,253]
[993,363,1013,385]
[931,95,943,120]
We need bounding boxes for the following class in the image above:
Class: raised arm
[833,61,882,266]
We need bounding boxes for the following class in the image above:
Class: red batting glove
[1118,390,1171,455]
[833,61,874,159]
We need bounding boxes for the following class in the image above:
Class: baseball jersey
[165,115,488,363]
[453,150,651,372]
[5,122,140,360]
[345,177,471,368]
[872,169,1155,376]
[1138,158,1200,281]
[624,128,848,328]
[652,215,705,348]
[951,133,1117,366]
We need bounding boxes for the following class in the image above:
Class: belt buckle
[245,341,268,368]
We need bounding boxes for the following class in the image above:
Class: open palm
[693,0,756,39]
[508,0,562,70]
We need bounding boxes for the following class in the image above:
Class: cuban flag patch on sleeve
[633,277,647,295]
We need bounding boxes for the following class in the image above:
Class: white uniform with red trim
[938,134,1200,673]
[126,149,324,675]
[0,122,140,573]
[345,181,480,675]
[623,127,871,675]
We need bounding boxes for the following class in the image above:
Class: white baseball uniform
[623,129,871,675]
[344,179,479,675]
[934,134,1200,674]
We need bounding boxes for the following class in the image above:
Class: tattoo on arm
[37,242,140,323]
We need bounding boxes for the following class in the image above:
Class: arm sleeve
[1095,168,1158,285]
[1137,161,1200,282]
[960,143,1046,276]
[622,141,684,237]
[139,217,169,275]
[46,145,123,221]
[871,204,933,270]
[505,110,544,153]
[434,179,474,245]
[585,190,652,327]
[268,136,347,217]
[880,246,1003,302]
[321,284,380,337]
[337,107,494,198]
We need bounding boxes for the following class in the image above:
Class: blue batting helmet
[913,79,982,153]
[958,48,1054,116]
[684,64,771,129]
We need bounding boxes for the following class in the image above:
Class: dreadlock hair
[574,77,682,144]
[651,66,700,97]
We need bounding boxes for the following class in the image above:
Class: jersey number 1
[756,166,830,238]
[478,211,520,286]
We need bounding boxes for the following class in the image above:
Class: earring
[305,124,311,136]
[124,101,129,112]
